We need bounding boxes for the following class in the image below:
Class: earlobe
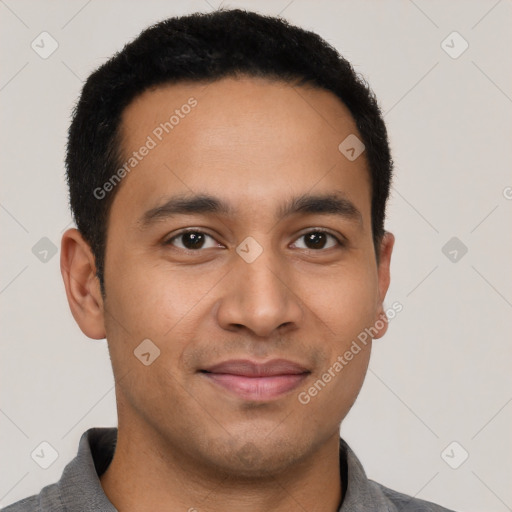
[373,231,395,340]
[60,228,106,340]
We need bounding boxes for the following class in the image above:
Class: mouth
[199,359,311,401]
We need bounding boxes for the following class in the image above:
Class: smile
[199,358,311,401]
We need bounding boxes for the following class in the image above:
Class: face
[64,76,393,477]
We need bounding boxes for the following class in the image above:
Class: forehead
[111,76,370,224]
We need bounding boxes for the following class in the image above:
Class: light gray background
[1,0,511,510]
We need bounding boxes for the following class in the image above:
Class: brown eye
[292,230,342,251]
[165,231,219,250]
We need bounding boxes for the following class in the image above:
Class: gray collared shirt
[2,427,456,511]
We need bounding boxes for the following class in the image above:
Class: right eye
[163,230,224,251]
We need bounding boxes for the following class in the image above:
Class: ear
[372,231,395,340]
[60,228,106,339]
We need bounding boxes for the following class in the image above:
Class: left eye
[164,229,342,251]
[291,230,342,250]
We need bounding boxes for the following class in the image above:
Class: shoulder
[1,427,117,512]
[1,482,63,512]
[339,437,457,511]
[368,478,457,511]
[1,496,38,512]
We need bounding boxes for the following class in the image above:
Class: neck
[100,426,342,512]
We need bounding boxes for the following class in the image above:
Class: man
[2,8,456,512]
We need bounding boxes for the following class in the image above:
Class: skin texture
[60,76,394,512]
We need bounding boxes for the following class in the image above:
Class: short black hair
[65,8,393,297]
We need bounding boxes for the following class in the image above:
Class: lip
[200,359,311,401]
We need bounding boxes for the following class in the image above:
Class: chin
[202,431,314,478]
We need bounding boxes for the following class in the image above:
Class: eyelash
[163,228,346,252]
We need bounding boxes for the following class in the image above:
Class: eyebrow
[137,192,363,229]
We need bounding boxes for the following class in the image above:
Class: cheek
[102,261,208,428]
[103,257,228,383]
[106,255,214,335]
[301,263,379,335]
[295,266,377,407]
[297,346,371,428]
[295,268,377,405]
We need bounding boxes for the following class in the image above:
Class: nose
[215,251,304,338]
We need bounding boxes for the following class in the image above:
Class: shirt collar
[58,428,117,512]
[338,437,383,510]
